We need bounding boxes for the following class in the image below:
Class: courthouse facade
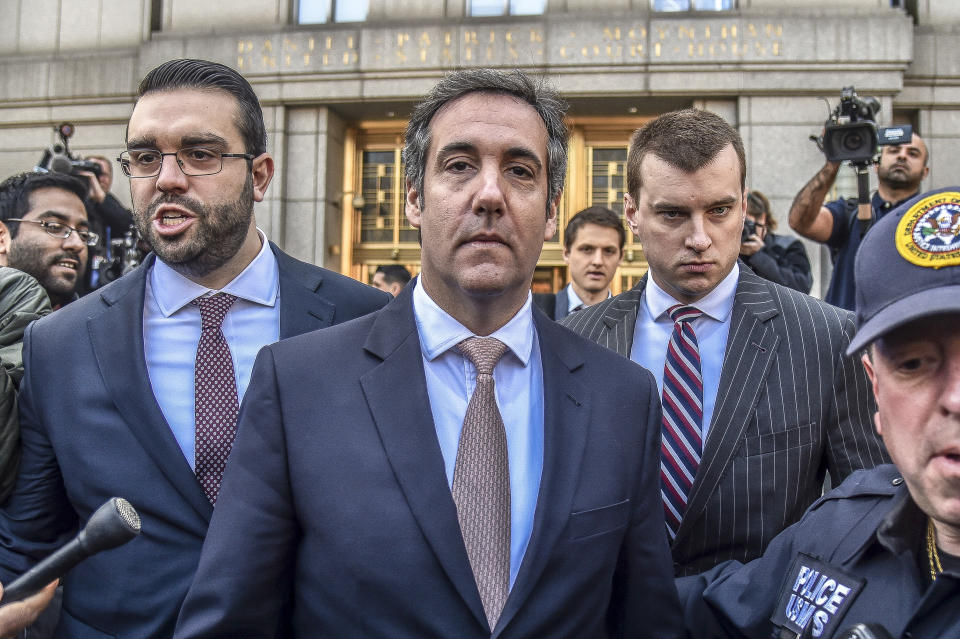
[1,0,958,296]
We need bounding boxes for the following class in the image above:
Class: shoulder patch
[895,191,960,268]
[771,553,865,638]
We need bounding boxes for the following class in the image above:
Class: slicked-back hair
[403,68,568,213]
[746,190,777,230]
[137,59,267,157]
[626,108,746,199]
[0,171,88,238]
[564,206,626,251]
[375,264,412,287]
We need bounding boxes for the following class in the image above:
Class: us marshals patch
[896,190,960,268]
[770,554,865,638]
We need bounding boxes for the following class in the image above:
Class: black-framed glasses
[117,147,255,178]
[6,219,99,246]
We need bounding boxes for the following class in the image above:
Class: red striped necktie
[660,304,704,540]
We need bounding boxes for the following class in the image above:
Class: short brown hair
[563,206,625,251]
[746,190,777,231]
[626,108,746,199]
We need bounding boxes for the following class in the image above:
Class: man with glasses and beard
[789,132,929,310]
[0,58,388,637]
[0,171,92,309]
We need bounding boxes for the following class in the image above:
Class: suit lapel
[88,258,213,522]
[597,276,646,356]
[271,243,335,338]
[494,312,591,635]
[359,288,487,628]
[674,269,780,544]
[554,287,568,321]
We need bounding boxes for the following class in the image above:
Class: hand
[0,581,57,638]
[75,170,106,204]
[739,234,764,257]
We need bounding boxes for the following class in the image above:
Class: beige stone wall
[0,0,147,55]
[0,4,956,297]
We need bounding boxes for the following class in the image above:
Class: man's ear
[861,351,883,437]
[405,179,422,229]
[0,222,10,266]
[624,193,641,238]
[250,153,275,202]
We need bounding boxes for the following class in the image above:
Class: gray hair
[403,68,568,212]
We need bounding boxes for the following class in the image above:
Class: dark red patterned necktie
[192,293,239,505]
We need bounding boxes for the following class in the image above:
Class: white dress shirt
[143,231,280,468]
[630,264,739,440]
[412,278,544,588]
[565,283,611,314]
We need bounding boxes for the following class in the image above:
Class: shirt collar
[565,284,610,313]
[150,229,279,317]
[412,276,534,367]
[876,487,927,557]
[644,262,739,323]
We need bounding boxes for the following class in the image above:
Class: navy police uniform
[678,465,960,639]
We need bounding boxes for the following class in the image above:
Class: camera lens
[842,132,864,151]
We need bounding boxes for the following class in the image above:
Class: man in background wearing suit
[534,206,624,320]
[562,108,888,576]
[175,69,682,638]
[0,58,388,637]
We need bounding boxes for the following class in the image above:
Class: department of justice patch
[896,191,960,268]
[770,554,865,638]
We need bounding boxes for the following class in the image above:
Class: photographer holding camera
[739,190,812,293]
[74,155,135,294]
[788,88,928,310]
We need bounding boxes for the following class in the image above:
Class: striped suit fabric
[561,264,889,576]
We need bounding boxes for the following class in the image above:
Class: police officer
[678,186,960,639]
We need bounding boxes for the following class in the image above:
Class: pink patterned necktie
[192,293,239,505]
[660,304,705,540]
[452,336,511,631]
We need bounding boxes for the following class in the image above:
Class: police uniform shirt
[678,464,960,639]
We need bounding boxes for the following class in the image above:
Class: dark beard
[134,175,254,279]
[7,243,84,307]
[878,163,919,192]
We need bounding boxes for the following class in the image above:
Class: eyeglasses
[117,147,255,178]
[6,219,99,246]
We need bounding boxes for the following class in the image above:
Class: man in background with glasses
[0,171,92,310]
[0,58,389,637]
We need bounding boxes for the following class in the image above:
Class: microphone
[1,498,141,604]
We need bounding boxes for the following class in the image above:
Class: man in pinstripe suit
[562,109,889,576]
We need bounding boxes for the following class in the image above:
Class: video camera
[35,123,103,177]
[820,87,911,165]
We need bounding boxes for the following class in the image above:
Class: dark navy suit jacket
[174,285,683,638]
[0,244,389,638]
[532,285,570,321]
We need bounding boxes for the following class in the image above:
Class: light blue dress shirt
[412,278,544,589]
[630,264,739,440]
[143,232,281,468]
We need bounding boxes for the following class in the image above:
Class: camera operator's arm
[742,235,813,294]
[75,170,105,205]
[788,161,841,243]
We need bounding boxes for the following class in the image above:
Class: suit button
[893,477,904,486]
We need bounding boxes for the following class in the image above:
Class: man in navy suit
[175,69,682,638]
[0,59,388,637]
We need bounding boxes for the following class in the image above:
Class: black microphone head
[80,498,141,554]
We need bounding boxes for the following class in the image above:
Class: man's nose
[62,227,86,252]
[472,165,506,216]
[685,215,712,252]
[155,154,188,193]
